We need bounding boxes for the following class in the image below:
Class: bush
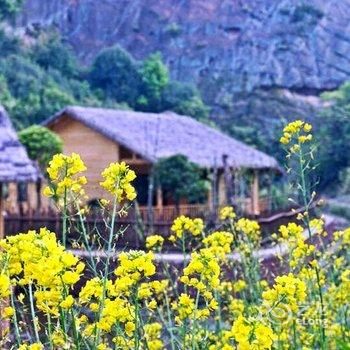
[154,155,209,207]
[18,125,63,170]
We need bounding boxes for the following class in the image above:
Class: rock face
[18,0,350,148]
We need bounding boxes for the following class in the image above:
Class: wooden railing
[135,204,211,223]
[126,197,271,223]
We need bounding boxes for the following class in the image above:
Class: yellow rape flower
[219,206,236,220]
[44,153,87,199]
[170,215,204,240]
[60,295,74,309]
[146,235,164,250]
[100,161,136,202]
[0,274,10,298]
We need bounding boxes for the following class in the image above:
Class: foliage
[154,155,209,206]
[137,52,169,111]
[31,32,78,77]
[89,45,140,105]
[0,121,349,349]
[18,125,63,171]
[0,28,20,55]
[161,81,209,121]
[316,82,350,190]
[0,26,209,129]
[0,0,23,21]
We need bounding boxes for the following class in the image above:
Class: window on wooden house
[133,174,157,206]
[120,145,133,159]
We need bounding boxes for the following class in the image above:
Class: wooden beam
[156,187,163,209]
[251,170,260,216]
[222,155,234,205]
[210,160,219,213]
[0,183,4,239]
[7,182,18,214]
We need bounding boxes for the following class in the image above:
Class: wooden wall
[48,114,151,201]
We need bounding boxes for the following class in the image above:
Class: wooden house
[43,106,280,221]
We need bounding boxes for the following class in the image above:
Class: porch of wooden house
[2,166,276,226]
[125,167,275,223]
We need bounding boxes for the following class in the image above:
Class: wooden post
[156,187,163,209]
[251,170,260,216]
[7,182,18,214]
[211,159,219,214]
[147,168,155,231]
[222,154,234,206]
[27,182,37,215]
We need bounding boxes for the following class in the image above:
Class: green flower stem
[134,285,140,350]
[46,313,54,350]
[28,282,40,344]
[76,203,97,275]
[298,143,327,348]
[96,195,118,346]
[10,289,21,347]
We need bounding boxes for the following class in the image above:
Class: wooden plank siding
[49,114,120,200]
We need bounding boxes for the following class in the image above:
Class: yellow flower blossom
[219,206,236,220]
[146,235,164,250]
[100,161,136,201]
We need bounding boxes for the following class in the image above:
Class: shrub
[18,125,63,171]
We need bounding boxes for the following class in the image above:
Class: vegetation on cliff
[0,30,209,128]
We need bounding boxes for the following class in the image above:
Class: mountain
[18,0,350,153]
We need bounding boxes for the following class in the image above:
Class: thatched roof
[0,106,38,183]
[45,106,279,170]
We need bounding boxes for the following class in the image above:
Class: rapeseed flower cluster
[1,121,350,349]
[219,206,236,220]
[235,218,261,243]
[43,153,87,199]
[146,234,164,250]
[202,231,234,259]
[280,120,313,153]
[169,215,204,241]
[100,161,136,202]
[277,222,316,268]
[231,315,276,350]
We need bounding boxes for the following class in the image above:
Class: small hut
[0,105,38,239]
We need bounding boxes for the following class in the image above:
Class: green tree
[161,81,209,120]
[31,32,77,77]
[19,125,63,210]
[313,82,350,190]
[0,29,21,55]
[0,0,23,21]
[137,52,169,111]
[154,155,209,209]
[316,106,350,189]
[0,74,16,111]
[18,125,63,171]
[89,45,140,105]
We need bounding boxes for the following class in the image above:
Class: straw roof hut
[45,106,279,171]
[44,106,279,217]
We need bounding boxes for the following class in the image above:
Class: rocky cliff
[18,0,350,149]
